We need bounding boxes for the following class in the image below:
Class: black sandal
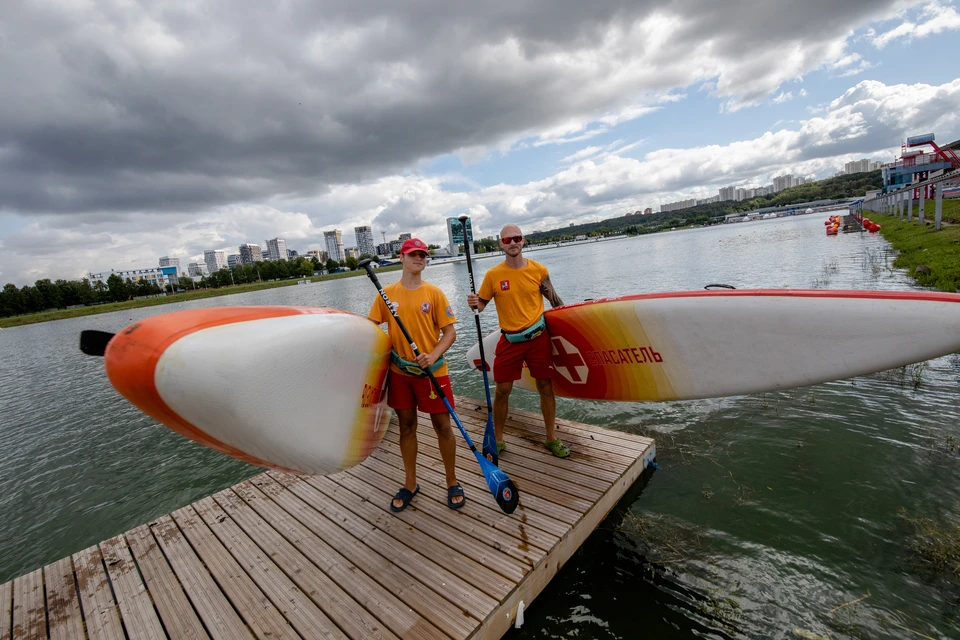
[390,485,420,512]
[447,484,466,509]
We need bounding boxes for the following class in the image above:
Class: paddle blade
[476,453,519,514]
[80,330,115,356]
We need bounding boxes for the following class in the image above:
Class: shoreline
[0,236,632,329]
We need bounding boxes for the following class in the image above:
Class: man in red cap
[368,238,464,512]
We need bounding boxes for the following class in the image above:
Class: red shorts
[387,372,454,414]
[494,331,555,383]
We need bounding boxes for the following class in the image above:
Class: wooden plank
[313,473,516,597]
[380,429,592,519]
[355,453,558,554]
[455,409,629,479]
[44,557,85,640]
[100,534,166,640]
[347,458,548,562]
[215,487,444,640]
[125,524,209,640]
[169,506,296,640]
[367,446,567,541]
[200,491,396,640]
[376,430,583,527]
[249,474,477,640]
[328,472,529,585]
[472,400,654,446]
[456,401,651,452]
[476,413,643,467]
[269,471,499,617]
[11,568,45,640]
[150,514,255,640]
[340,464,538,572]
[224,483,451,640]
[73,544,125,640]
[0,579,12,640]
[190,494,352,640]
[473,440,654,640]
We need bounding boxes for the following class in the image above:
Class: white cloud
[772,91,794,104]
[4,77,958,284]
[872,1,960,47]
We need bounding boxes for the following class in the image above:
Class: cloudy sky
[2,0,959,284]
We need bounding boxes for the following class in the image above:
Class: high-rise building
[204,250,227,275]
[266,238,287,262]
[306,249,329,262]
[188,262,208,277]
[227,254,242,268]
[344,247,360,260]
[158,256,181,277]
[773,174,795,192]
[398,232,412,242]
[239,243,263,264]
[354,225,376,257]
[719,186,736,202]
[446,218,474,257]
[324,230,345,262]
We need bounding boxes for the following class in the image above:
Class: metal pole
[935,182,943,231]
[919,186,925,224]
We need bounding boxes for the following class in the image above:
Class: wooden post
[935,182,943,231]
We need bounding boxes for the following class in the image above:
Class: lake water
[1,214,958,639]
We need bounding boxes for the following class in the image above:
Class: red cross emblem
[551,336,588,384]
[500,280,510,291]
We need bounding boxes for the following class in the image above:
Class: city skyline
[2,1,959,285]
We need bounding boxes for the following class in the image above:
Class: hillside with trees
[526,171,883,243]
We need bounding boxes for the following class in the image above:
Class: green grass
[865,210,960,293]
[0,265,403,329]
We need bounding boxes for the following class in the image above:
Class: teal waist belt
[501,315,546,343]
[390,351,445,376]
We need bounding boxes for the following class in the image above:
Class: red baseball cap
[399,238,429,254]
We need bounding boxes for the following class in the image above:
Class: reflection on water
[1,215,958,638]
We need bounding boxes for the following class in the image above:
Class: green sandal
[497,441,506,454]
[545,439,570,458]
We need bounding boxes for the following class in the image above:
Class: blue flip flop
[447,483,466,509]
[390,484,420,512]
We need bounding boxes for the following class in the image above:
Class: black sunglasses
[502,235,523,244]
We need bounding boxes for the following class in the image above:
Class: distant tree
[0,283,24,317]
[325,258,339,273]
[345,256,359,270]
[311,256,321,270]
[178,275,194,290]
[358,253,376,262]
[107,274,128,302]
[34,278,62,310]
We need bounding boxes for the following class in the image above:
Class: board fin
[80,330,115,357]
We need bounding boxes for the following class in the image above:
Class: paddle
[80,330,115,356]
[359,259,519,514]
[457,214,499,466]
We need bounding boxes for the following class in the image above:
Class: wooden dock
[1,397,656,640]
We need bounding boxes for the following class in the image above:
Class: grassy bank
[0,264,402,329]
[867,207,960,293]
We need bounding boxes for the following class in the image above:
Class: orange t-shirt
[368,281,456,376]
[477,259,549,332]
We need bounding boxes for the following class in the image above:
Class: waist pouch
[502,315,546,343]
[391,351,445,377]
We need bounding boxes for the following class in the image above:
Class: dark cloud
[1,0,908,217]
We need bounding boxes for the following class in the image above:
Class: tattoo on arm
[540,276,564,308]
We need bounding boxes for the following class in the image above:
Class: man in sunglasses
[466,224,571,459]
[369,238,465,512]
